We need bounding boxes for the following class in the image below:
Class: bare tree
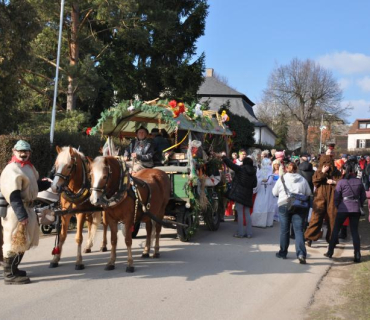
[264,58,347,152]
[213,71,238,91]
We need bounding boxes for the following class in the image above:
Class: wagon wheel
[177,208,193,242]
[40,224,53,234]
[203,191,220,231]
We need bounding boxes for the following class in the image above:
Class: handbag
[344,180,360,211]
[281,175,310,213]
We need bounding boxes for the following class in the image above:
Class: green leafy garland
[90,99,215,136]
[184,177,201,237]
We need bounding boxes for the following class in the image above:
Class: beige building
[347,119,370,151]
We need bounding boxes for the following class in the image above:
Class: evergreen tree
[0,0,40,134]
[19,0,208,122]
[274,112,288,149]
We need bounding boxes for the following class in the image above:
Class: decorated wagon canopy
[91,99,232,138]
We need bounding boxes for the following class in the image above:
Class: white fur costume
[252,158,277,228]
[0,162,39,257]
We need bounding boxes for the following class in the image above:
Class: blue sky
[196,0,370,123]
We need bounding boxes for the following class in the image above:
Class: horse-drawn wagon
[91,99,232,241]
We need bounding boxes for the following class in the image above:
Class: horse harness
[55,154,91,205]
[90,159,152,221]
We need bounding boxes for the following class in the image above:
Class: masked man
[304,155,342,246]
[123,126,154,173]
[0,140,51,284]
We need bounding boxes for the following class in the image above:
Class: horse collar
[61,156,91,204]
[98,159,129,208]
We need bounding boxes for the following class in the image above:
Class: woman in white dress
[252,152,277,228]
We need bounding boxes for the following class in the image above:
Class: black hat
[300,152,309,158]
[136,125,149,135]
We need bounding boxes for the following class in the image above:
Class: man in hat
[123,126,154,172]
[0,140,51,284]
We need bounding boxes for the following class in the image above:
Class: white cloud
[338,78,352,90]
[317,51,370,75]
[357,76,370,92]
[341,99,370,122]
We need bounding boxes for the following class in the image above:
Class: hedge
[0,132,107,177]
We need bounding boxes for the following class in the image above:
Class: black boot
[3,256,30,285]
[14,254,27,276]
[338,226,347,240]
[324,250,333,258]
[354,251,361,263]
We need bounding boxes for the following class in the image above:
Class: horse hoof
[49,262,59,268]
[126,266,135,273]
[83,248,91,254]
[75,264,85,270]
[153,253,160,259]
[100,247,108,252]
[141,253,149,258]
[105,265,115,271]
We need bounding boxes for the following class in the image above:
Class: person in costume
[222,154,257,238]
[0,140,51,285]
[252,151,276,228]
[122,126,155,172]
[304,154,342,246]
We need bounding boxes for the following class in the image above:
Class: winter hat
[13,140,32,152]
[275,150,285,160]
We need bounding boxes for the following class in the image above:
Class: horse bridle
[55,155,91,204]
[54,156,77,185]
[90,159,130,208]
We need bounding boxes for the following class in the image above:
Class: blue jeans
[279,205,307,258]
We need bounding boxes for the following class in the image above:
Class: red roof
[348,119,370,134]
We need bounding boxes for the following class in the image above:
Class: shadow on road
[4,218,341,284]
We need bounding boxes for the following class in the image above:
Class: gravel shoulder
[306,205,370,320]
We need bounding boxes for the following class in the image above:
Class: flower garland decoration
[168,100,186,118]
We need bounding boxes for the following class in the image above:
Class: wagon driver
[0,140,51,285]
[122,126,155,173]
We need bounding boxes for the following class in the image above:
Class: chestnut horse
[89,156,170,272]
[51,146,108,269]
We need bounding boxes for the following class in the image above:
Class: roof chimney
[206,68,214,77]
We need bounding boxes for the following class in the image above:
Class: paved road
[0,218,348,320]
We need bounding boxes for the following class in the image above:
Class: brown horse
[51,146,108,269]
[89,156,170,272]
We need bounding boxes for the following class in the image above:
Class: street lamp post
[50,0,65,145]
[319,113,332,154]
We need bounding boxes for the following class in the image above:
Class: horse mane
[56,146,85,165]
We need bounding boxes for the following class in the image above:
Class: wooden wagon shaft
[53,207,103,216]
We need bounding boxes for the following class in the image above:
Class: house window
[366,140,370,148]
[357,139,367,148]
[358,122,370,129]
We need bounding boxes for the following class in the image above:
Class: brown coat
[305,155,342,242]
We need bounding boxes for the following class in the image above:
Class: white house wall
[348,133,370,150]
[254,127,276,146]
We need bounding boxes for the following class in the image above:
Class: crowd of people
[220,148,368,265]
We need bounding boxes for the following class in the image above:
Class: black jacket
[362,163,370,191]
[298,161,314,192]
[222,157,257,207]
